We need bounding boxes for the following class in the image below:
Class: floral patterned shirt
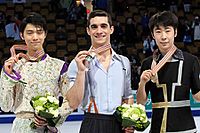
[0,54,72,133]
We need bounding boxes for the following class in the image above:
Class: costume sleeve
[67,59,78,88]
[191,56,200,94]
[140,58,152,95]
[0,69,19,112]
[56,63,73,127]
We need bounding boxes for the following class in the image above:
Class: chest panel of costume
[151,60,192,103]
[148,59,196,132]
[14,57,64,103]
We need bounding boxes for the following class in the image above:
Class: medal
[85,52,96,62]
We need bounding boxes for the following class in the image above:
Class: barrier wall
[0,90,200,123]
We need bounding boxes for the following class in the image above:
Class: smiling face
[87,16,114,48]
[20,24,46,52]
[152,25,177,54]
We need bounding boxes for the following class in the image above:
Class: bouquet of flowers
[30,93,61,132]
[114,103,150,131]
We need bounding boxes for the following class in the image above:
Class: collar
[41,54,47,61]
[153,47,184,62]
[112,49,123,61]
[28,53,47,62]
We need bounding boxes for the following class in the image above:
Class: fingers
[5,44,28,74]
[16,53,29,60]
[10,45,27,57]
[140,69,154,83]
[4,57,18,74]
[123,127,135,133]
[4,53,28,74]
[33,114,47,128]
[75,51,90,61]
[75,51,90,71]
[10,44,28,61]
[10,46,16,57]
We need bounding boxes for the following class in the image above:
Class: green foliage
[114,103,150,131]
[30,93,61,131]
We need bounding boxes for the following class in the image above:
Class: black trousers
[79,112,123,133]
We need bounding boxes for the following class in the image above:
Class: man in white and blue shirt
[66,10,134,133]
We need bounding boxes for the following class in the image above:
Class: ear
[20,32,24,40]
[44,32,47,38]
[151,32,155,39]
[174,29,177,37]
[86,27,90,36]
[110,26,114,34]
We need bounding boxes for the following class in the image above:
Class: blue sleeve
[67,59,78,83]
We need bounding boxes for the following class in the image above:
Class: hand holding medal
[85,43,111,62]
[4,44,28,74]
[4,44,44,75]
[84,44,111,71]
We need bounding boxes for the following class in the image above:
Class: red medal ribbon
[152,45,177,75]
[10,44,45,61]
[90,43,111,54]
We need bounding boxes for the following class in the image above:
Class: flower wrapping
[114,103,150,131]
[30,93,62,132]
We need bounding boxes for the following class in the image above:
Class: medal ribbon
[151,45,177,75]
[9,44,45,84]
[10,44,45,61]
[90,43,111,54]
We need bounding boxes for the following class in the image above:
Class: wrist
[138,82,145,89]
[3,68,21,83]
[77,70,86,75]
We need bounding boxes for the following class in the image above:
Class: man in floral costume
[0,12,73,133]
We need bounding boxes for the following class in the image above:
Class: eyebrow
[154,26,172,30]
[90,23,108,27]
[26,28,43,31]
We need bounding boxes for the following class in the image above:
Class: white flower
[47,96,58,104]
[132,104,138,108]
[137,104,145,111]
[122,112,130,118]
[35,106,44,113]
[39,97,47,103]
[130,113,139,121]
[122,103,131,108]
[121,103,148,122]
[49,107,59,117]
[31,93,60,118]
[140,115,148,123]
[55,100,59,105]
[115,103,150,130]
[30,93,61,130]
